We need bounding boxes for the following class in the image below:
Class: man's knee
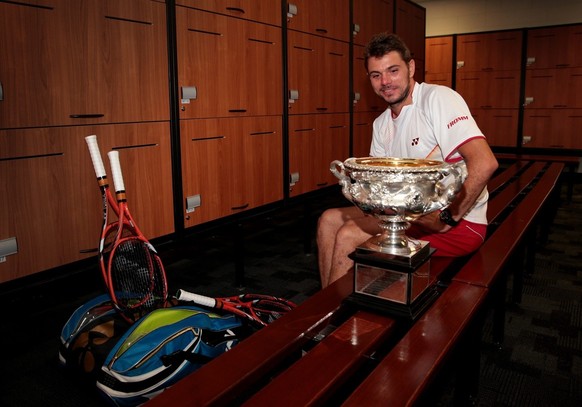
[335,220,366,247]
[317,208,345,237]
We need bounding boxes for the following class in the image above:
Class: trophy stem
[362,220,417,256]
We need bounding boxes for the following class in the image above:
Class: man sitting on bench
[317,33,499,288]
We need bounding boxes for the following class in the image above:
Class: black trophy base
[346,243,439,321]
[345,284,441,321]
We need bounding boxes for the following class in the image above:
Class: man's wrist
[439,208,459,227]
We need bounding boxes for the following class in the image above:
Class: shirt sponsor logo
[447,116,469,129]
[411,137,419,146]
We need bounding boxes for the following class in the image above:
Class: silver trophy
[330,157,465,319]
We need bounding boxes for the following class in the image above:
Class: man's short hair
[364,33,412,72]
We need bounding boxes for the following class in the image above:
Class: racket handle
[108,150,125,194]
[176,289,217,308]
[85,135,107,179]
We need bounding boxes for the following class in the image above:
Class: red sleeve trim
[445,135,485,162]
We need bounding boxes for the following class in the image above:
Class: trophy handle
[330,160,349,182]
[434,162,465,208]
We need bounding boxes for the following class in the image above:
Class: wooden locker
[524,67,582,109]
[0,0,169,129]
[352,111,381,158]
[456,71,521,109]
[353,45,387,114]
[522,109,582,150]
[287,31,350,115]
[181,116,283,227]
[470,109,519,148]
[425,36,453,87]
[526,25,582,70]
[176,0,282,26]
[176,7,283,119]
[0,122,174,282]
[286,0,350,42]
[352,0,393,47]
[456,31,522,72]
[288,114,349,197]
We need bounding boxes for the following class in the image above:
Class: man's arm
[414,137,498,233]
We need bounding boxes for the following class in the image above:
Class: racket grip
[85,135,107,179]
[108,150,125,193]
[176,289,217,308]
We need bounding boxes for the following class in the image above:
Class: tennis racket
[107,150,168,322]
[85,135,124,284]
[176,289,296,327]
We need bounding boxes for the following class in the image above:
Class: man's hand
[412,211,451,233]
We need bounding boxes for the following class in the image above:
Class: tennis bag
[95,305,246,406]
[59,294,131,379]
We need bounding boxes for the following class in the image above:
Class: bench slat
[487,161,546,224]
[342,282,488,406]
[487,161,527,193]
[454,162,564,288]
[243,311,396,406]
[145,274,354,407]
[494,152,580,165]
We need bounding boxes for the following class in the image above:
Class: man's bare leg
[317,207,379,288]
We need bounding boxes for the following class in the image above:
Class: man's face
[367,51,414,107]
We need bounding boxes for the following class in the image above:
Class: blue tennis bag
[59,294,131,379]
[60,295,247,406]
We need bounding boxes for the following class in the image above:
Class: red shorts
[407,220,487,257]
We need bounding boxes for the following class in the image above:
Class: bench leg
[567,164,575,203]
[303,200,313,254]
[492,271,508,347]
[234,222,245,288]
[454,318,483,405]
[514,239,529,304]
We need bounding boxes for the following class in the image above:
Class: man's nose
[380,71,391,84]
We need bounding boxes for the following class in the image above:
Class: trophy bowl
[331,157,465,257]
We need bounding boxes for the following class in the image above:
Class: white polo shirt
[369,82,489,224]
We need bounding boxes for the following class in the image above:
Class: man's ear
[408,59,416,79]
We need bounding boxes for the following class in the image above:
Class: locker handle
[70,114,105,118]
[315,28,328,34]
[316,107,328,111]
[229,109,247,113]
[226,7,245,14]
[316,182,328,187]
[231,203,249,210]
[0,81,3,101]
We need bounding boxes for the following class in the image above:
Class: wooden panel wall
[0,0,174,283]
[425,24,582,151]
[0,0,426,283]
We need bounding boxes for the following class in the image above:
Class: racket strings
[225,296,296,326]
[251,300,295,324]
[109,238,167,313]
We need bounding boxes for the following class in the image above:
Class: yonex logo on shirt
[411,137,419,146]
[447,116,469,129]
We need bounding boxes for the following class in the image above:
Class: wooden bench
[495,152,578,202]
[342,281,489,406]
[144,160,563,406]
[342,162,564,406]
